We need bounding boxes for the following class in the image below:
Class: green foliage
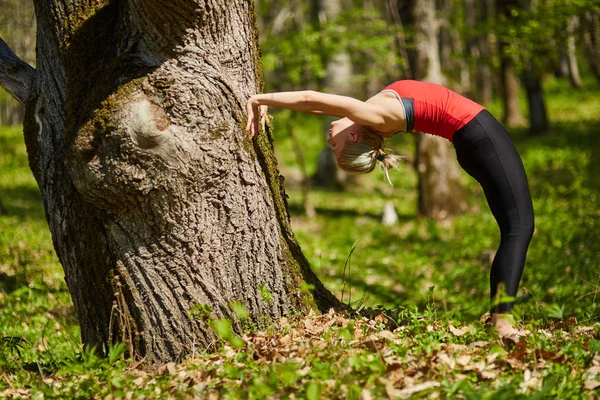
[258,4,402,92]
[497,0,600,74]
[258,283,273,303]
[188,304,214,321]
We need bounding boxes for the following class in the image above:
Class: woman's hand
[246,96,269,138]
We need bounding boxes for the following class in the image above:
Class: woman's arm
[246,90,391,137]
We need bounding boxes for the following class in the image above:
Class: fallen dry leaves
[2,310,599,399]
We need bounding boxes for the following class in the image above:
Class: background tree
[582,6,600,83]
[0,0,339,364]
[406,0,468,219]
[310,0,352,189]
[464,0,495,104]
[497,0,527,127]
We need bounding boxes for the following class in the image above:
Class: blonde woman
[246,80,534,337]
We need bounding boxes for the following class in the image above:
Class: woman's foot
[492,313,529,340]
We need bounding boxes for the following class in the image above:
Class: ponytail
[335,129,404,186]
[374,148,404,186]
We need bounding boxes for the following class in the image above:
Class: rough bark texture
[411,0,468,220]
[18,0,338,364]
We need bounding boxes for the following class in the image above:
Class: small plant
[258,283,273,303]
[188,304,214,321]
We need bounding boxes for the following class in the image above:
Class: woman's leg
[453,111,534,312]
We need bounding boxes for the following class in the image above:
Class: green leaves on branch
[260,7,402,91]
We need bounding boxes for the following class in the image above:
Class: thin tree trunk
[566,16,583,88]
[473,0,494,104]
[497,0,526,127]
[582,10,600,83]
[521,0,549,134]
[522,65,549,134]
[311,0,353,190]
[2,0,338,364]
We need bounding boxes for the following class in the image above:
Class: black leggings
[452,110,534,313]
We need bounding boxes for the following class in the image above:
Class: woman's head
[327,118,403,185]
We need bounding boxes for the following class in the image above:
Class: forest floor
[1,75,599,398]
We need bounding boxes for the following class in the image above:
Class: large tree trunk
[411,0,468,219]
[2,0,338,364]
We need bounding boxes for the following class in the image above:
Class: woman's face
[327,118,361,159]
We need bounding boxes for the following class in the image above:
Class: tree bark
[4,0,339,364]
[410,0,468,219]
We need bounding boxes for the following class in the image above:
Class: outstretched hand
[246,96,269,138]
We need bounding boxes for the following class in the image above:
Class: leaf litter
[2,309,599,399]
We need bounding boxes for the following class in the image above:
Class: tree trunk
[468,0,494,104]
[522,65,549,134]
[2,0,338,364]
[497,0,527,127]
[311,0,353,189]
[566,16,583,89]
[582,10,600,83]
[411,0,468,219]
[521,0,549,135]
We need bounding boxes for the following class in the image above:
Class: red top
[382,80,485,141]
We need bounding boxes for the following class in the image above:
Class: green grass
[1,75,599,398]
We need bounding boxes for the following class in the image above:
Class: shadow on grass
[288,202,415,224]
[0,184,46,222]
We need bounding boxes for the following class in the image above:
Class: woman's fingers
[246,99,268,138]
[259,105,269,132]
[246,100,258,138]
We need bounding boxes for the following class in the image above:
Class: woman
[246,80,534,336]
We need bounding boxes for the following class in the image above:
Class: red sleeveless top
[382,80,485,141]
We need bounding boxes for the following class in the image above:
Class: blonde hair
[336,129,404,186]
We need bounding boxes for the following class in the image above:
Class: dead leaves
[585,355,600,390]
[157,312,598,398]
[4,311,599,399]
